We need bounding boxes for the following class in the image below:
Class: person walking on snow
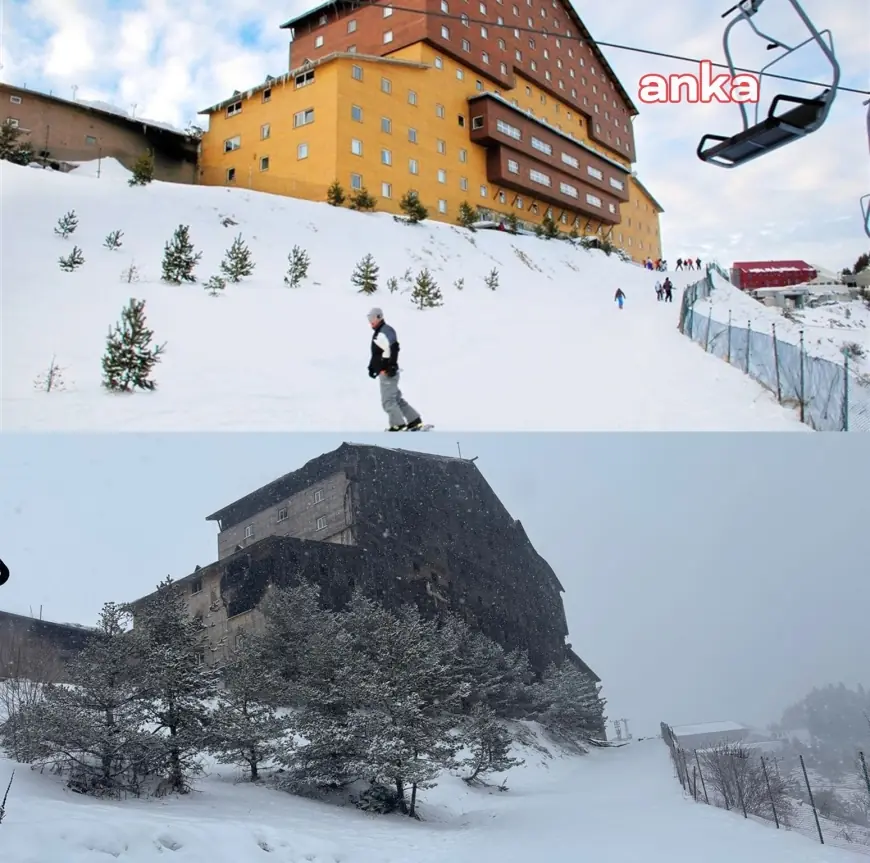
[614,288,626,310]
[367,308,424,431]
[655,280,663,301]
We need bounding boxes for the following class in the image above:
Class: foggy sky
[0,433,866,737]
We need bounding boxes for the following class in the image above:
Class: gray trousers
[379,372,420,426]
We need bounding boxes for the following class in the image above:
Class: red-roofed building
[731,260,817,290]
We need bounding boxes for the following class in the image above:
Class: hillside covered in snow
[1,159,807,432]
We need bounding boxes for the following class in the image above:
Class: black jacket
[369,321,400,377]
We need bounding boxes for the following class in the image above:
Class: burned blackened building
[131,444,598,681]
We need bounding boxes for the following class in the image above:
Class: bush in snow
[128,149,154,186]
[284,245,310,288]
[505,212,519,234]
[33,355,67,392]
[220,234,255,282]
[411,268,443,310]
[120,261,140,284]
[484,268,499,291]
[399,190,428,223]
[536,214,559,240]
[457,201,478,229]
[203,274,226,296]
[0,119,34,165]
[54,210,78,239]
[326,180,346,207]
[454,278,465,291]
[101,297,166,392]
[58,245,84,271]
[843,341,865,360]
[386,276,399,293]
[104,229,124,250]
[161,224,202,284]
[599,238,615,256]
[351,253,379,294]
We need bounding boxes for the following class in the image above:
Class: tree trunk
[409,782,418,818]
[395,777,407,814]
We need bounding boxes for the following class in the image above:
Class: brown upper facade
[282,0,637,162]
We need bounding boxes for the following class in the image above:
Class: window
[85,135,97,145]
[409,158,419,174]
[261,123,271,139]
[586,193,602,208]
[480,184,488,197]
[459,148,468,162]
[226,167,236,182]
[350,173,363,190]
[531,136,552,155]
[496,119,521,140]
[6,118,19,128]
[441,0,448,9]
[278,507,288,521]
[383,30,393,43]
[226,100,241,117]
[438,199,448,213]
[347,18,357,32]
[351,104,363,122]
[382,182,392,198]
[245,524,254,539]
[609,177,625,191]
[456,68,465,80]
[434,56,443,68]
[297,142,309,159]
[294,108,314,127]
[561,152,578,169]
[461,12,469,25]
[260,156,270,171]
[381,116,392,134]
[262,87,272,102]
[314,34,324,48]
[530,168,551,186]
[482,52,489,64]
[471,115,484,130]
[314,489,324,503]
[437,139,446,154]
[351,138,363,155]
[352,64,363,81]
[461,39,470,51]
[383,4,393,15]
[408,90,417,105]
[481,26,488,38]
[316,516,328,530]
[191,578,202,594]
[437,168,447,183]
[408,127,418,143]
[436,103,445,118]
[608,203,617,214]
[560,181,578,198]
[587,165,603,180]
[459,176,468,191]
[295,70,314,88]
[224,135,241,152]
[381,76,392,93]
[9,95,22,104]
[457,114,465,127]
[441,25,450,38]
[381,148,392,165]
[348,44,357,53]
[507,159,519,174]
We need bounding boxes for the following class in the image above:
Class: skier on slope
[367,307,425,431]
[614,288,626,310]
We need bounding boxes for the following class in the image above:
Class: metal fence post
[727,311,732,363]
[843,353,849,431]
[694,750,709,803]
[761,755,779,828]
[859,751,870,803]
[693,765,698,800]
[705,307,713,352]
[732,753,748,818]
[745,321,752,373]
[771,323,782,403]
[799,330,806,425]
[800,754,824,844]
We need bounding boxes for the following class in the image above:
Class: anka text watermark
[638,61,760,104]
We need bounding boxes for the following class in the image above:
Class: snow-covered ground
[0,159,807,431]
[1,734,865,863]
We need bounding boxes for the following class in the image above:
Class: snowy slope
[1,160,806,431]
[1,735,864,863]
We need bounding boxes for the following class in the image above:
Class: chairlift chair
[697,0,841,168]
[861,99,870,238]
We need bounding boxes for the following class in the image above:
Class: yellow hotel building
[198,0,663,261]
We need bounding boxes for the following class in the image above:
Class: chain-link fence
[661,723,870,855]
[678,273,870,431]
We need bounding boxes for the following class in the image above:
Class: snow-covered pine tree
[505,212,519,234]
[284,246,310,288]
[457,201,478,228]
[399,190,428,223]
[206,636,290,781]
[531,661,607,748]
[161,224,202,284]
[128,150,154,186]
[326,180,346,206]
[484,268,499,291]
[0,119,34,165]
[123,576,216,793]
[104,229,124,250]
[203,274,226,296]
[454,278,465,291]
[59,246,85,271]
[411,268,443,310]
[351,254,379,294]
[387,276,399,293]
[219,234,255,282]
[458,702,524,784]
[54,210,79,239]
[101,297,166,392]
[541,214,559,239]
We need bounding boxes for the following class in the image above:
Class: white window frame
[244,524,254,539]
[314,489,324,503]
[226,101,242,117]
[277,507,288,521]
[297,142,309,159]
[224,135,241,153]
[294,109,314,127]
[316,516,328,531]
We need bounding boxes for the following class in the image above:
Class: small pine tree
[459,703,524,784]
[484,268,499,291]
[120,262,140,284]
[284,245,310,288]
[162,224,202,284]
[351,254,379,294]
[104,229,124,250]
[411,268,444,309]
[600,238,615,256]
[569,225,580,240]
[128,149,154,186]
[204,275,226,296]
[101,298,166,392]
[457,201,478,228]
[59,246,84,271]
[454,278,465,291]
[0,119,34,165]
[33,355,67,393]
[220,234,255,282]
[54,210,79,239]
[399,190,428,223]
[386,276,399,293]
[505,212,519,234]
[541,214,559,239]
[348,186,376,211]
[327,180,346,206]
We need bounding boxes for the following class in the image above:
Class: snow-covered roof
[671,721,747,737]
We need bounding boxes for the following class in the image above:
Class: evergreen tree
[351,254,379,294]
[386,276,399,293]
[104,229,124,250]
[505,212,519,234]
[348,186,376,211]
[101,298,166,392]
[203,275,226,296]
[541,214,559,239]
[284,246,310,288]
[484,268,499,291]
[458,703,524,783]
[59,246,85,271]
[454,278,465,291]
[161,224,202,284]
[399,190,428,223]
[531,662,606,746]
[326,180,346,206]
[0,120,34,165]
[123,577,216,793]
[219,234,255,282]
[411,268,443,310]
[54,210,79,239]
[457,201,478,228]
[569,225,580,240]
[128,150,155,186]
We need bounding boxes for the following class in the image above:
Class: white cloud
[3,0,868,269]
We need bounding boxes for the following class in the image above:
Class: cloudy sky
[1,432,866,736]
[2,0,868,270]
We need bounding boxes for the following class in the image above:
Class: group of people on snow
[654,278,675,302]
[643,258,668,271]
[675,257,702,270]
